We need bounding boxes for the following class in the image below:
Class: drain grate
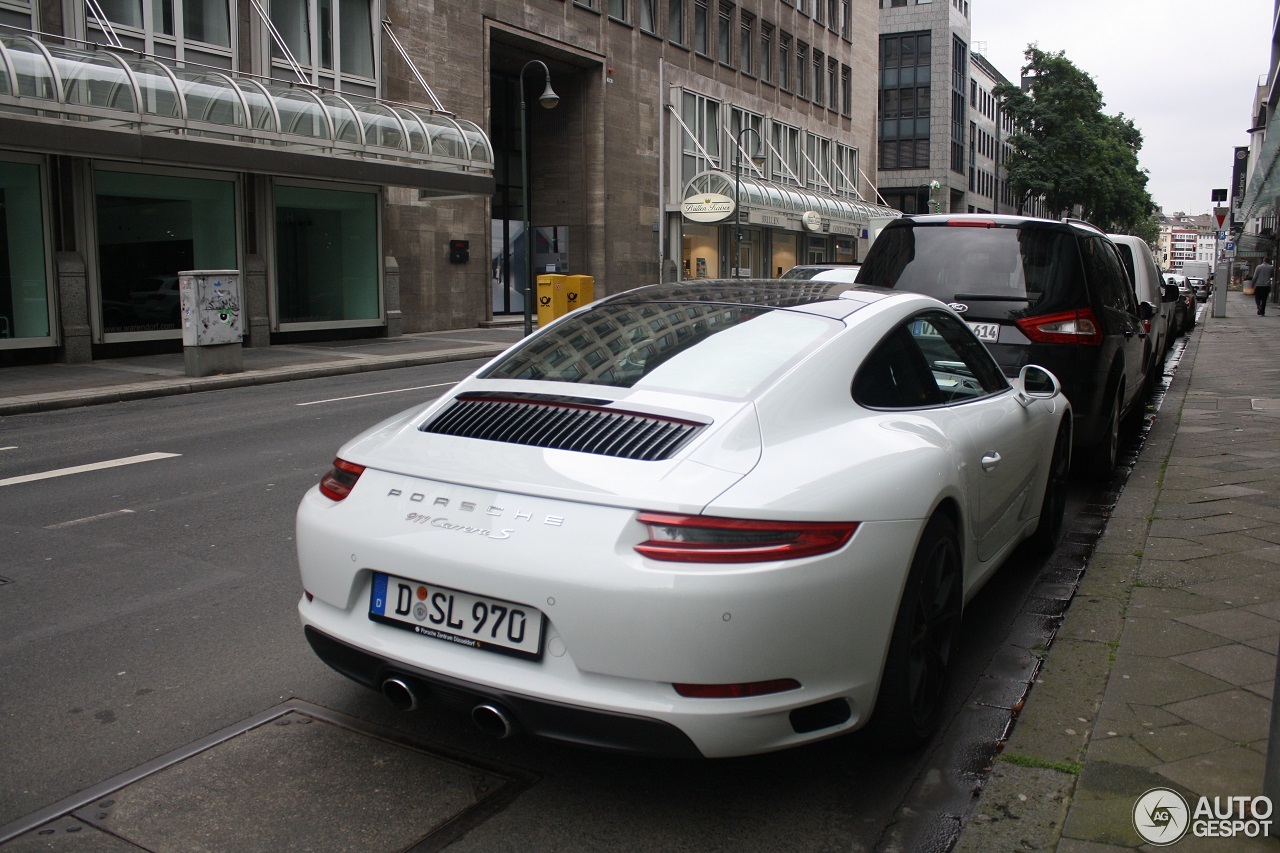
[0,700,531,852]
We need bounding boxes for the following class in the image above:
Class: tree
[994,47,1154,234]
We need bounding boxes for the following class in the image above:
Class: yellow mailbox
[536,274,567,327]
[563,275,595,313]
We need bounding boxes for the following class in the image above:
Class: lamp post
[733,125,762,279]
[519,59,559,337]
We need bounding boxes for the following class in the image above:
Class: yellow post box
[562,275,595,313]
[536,274,567,327]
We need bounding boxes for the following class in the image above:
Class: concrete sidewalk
[0,326,524,415]
[959,289,1280,851]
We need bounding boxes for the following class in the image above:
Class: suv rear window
[856,221,1088,321]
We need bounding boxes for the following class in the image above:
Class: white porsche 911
[297,281,1071,758]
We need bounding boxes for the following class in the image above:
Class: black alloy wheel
[1027,422,1071,553]
[1084,384,1122,478]
[864,513,962,746]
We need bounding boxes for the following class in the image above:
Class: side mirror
[1016,364,1062,407]
[1139,301,1155,321]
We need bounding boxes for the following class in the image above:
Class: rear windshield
[481,301,837,399]
[856,222,1087,320]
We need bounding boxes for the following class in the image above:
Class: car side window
[854,311,1008,409]
[1083,236,1137,314]
[908,311,1010,402]
[853,325,943,409]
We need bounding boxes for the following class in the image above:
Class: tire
[1081,384,1122,479]
[863,513,962,747]
[1026,422,1071,554]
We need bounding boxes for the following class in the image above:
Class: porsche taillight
[634,513,858,563]
[1014,308,1103,346]
[319,458,365,501]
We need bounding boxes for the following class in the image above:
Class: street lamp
[733,125,763,279]
[520,59,559,337]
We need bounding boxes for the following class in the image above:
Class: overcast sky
[970,0,1273,216]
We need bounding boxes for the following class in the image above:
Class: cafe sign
[682,192,735,223]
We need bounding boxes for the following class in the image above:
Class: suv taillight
[319,458,365,501]
[1015,309,1103,346]
[635,513,857,563]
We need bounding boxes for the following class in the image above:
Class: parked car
[1110,233,1177,392]
[857,214,1150,474]
[297,280,1070,758]
[1164,273,1196,334]
[1188,277,1210,302]
[780,263,861,283]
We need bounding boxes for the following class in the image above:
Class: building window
[638,0,657,32]
[840,0,850,37]
[813,49,823,104]
[718,2,733,64]
[694,0,708,54]
[729,108,764,176]
[669,0,685,44]
[0,159,49,344]
[275,184,379,325]
[879,31,931,169]
[609,0,626,20]
[739,12,754,73]
[813,0,823,24]
[771,120,801,185]
[90,0,232,62]
[95,168,237,336]
[805,133,832,191]
[827,57,838,110]
[271,0,375,90]
[835,143,857,195]
[779,32,791,90]
[681,90,721,185]
[760,23,772,82]
[840,63,851,116]
[795,41,808,98]
[951,35,967,175]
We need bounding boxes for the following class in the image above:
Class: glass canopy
[684,170,901,226]
[0,35,494,191]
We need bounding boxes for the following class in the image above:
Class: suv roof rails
[1060,216,1105,234]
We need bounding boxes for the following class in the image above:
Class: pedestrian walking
[1254,258,1275,315]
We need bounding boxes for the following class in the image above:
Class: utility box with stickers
[178,269,243,376]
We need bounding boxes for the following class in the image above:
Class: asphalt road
[0,358,1122,852]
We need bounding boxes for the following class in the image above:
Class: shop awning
[1239,125,1280,223]
[0,35,494,197]
[682,170,900,234]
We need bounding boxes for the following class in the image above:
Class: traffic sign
[1226,241,1235,251]
[1214,206,1229,228]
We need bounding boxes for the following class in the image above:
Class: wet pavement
[958,292,1280,851]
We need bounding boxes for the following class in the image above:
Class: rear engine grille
[422,395,707,461]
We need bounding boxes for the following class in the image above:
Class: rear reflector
[635,513,857,563]
[1014,308,1103,346]
[674,679,801,698]
[319,458,365,501]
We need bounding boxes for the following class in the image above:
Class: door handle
[981,452,1001,471]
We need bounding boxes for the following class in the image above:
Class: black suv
[857,214,1149,473]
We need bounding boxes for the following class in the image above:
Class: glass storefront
[95,168,236,335]
[683,223,719,279]
[0,160,49,343]
[275,184,379,325]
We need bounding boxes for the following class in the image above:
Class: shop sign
[827,221,859,236]
[682,193,735,223]
[748,211,788,228]
[801,210,823,232]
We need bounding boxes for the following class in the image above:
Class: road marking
[0,446,16,451]
[45,509,137,529]
[0,452,181,487]
[297,382,457,406]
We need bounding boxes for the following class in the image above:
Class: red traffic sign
[1214,206,1229,228]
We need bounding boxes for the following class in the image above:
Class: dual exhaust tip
[380,676,515,740]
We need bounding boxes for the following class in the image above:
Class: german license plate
[370,572,544,660]
[967,322,1000,342]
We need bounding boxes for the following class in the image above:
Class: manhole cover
[0,701,528,852]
